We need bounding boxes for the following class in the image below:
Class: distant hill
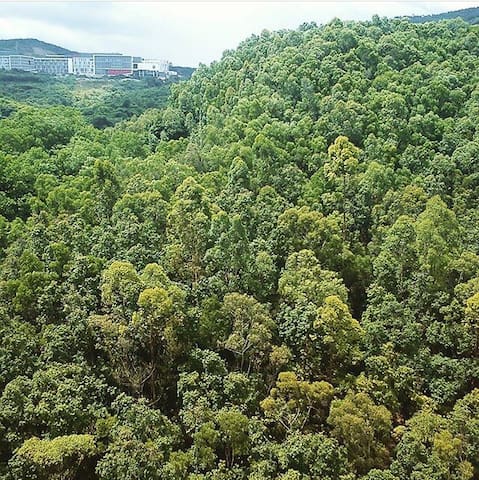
[406,6,479,24]
[0,38,78,57]
[169,65,196,79]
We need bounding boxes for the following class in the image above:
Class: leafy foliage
[1,14,479,480]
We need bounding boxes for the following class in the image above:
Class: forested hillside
[0,71,173,127]
[0,16,479,480]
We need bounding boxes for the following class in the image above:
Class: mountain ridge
[0,38,79,56]
[405,6,479,24]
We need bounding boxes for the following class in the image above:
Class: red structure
[106,69,131,76]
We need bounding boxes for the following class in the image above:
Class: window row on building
[0,54,172,77]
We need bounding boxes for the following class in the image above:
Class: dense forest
[0,15,479,480]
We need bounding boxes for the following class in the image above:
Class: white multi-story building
[9,55,36,72]
[68,56,95,76]
[0,53,173,78]
[133,58,170,78]
[0,56,11,70]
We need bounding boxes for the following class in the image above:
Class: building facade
[68,56,95,76]
[93,54,133,76]
[0,56,11,70]
[0,53,172,78]
[9,55,36,72]
[34,57,69,75]
[133,58,170,78]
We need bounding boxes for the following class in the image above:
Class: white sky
[0,1,477,66]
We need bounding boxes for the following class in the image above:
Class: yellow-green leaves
[221,293,275,372]
[261,371,334,433]
[464,292,479,357]
[314,295,364,371]
[13,434,96,480]
[328,392,392,474]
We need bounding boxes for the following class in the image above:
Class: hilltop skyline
[0,1,478,66]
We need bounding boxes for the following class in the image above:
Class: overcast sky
[0,1,477,66]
